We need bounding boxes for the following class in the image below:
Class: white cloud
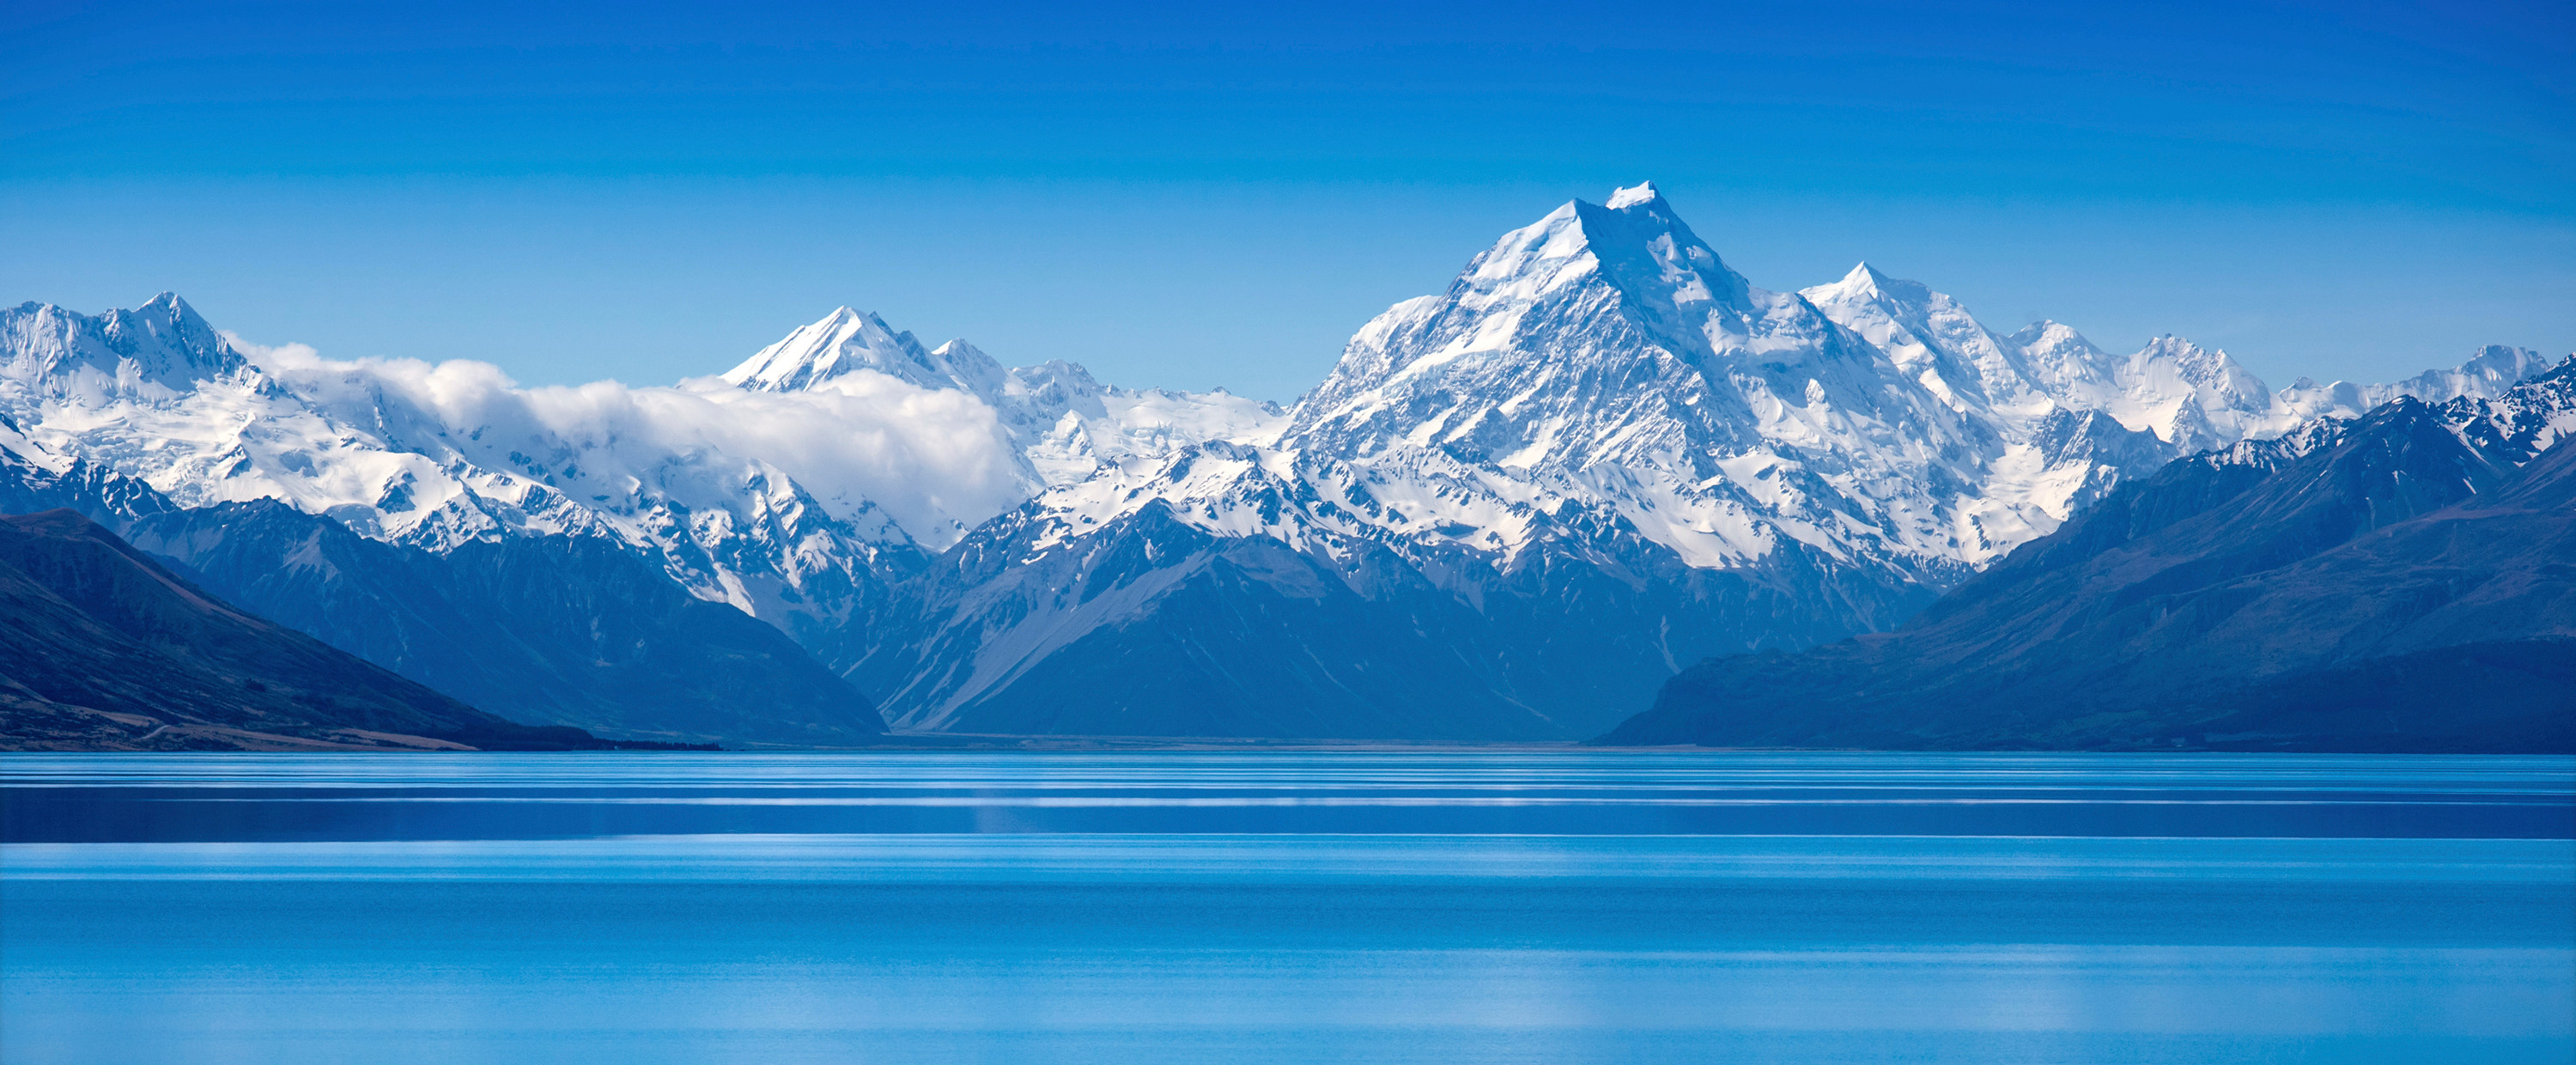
[227,333,1034,546]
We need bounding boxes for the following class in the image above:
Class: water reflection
[8,752,2572,841]
[3,752,2571,1065]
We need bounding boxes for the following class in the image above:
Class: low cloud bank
[238,338,1035,545]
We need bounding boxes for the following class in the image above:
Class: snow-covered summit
[1036,185,2121,589]
[725,304,1285,488]
[721,307,1005,396]
[1007,185,2558,592]
[1292,180,1880,472]
[1602,180,1664,210]
[1800,268,2281,452]
[2276,344,2555,423]
[0,297,622,551]
[3,293,252,405]
[2109,334,2275,450]
[1798,262,2055,420]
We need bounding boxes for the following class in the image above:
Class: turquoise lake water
[3,752,2571,1064]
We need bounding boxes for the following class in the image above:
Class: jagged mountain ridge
[721,303,1288,489]
[1600,359,2576,751]
[830,184,2555,738]
[1804,265,2279,458]
[0,295,950,654]
[5,182,2561,740]
[0,428,887,746]
[2276,344,2556,424]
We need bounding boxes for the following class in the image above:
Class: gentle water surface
[4,752,2572,1064]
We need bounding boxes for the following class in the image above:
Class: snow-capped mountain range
[0,292,1277,650]
[3,182,2561,739]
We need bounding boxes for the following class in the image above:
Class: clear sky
[3,0,2569,400]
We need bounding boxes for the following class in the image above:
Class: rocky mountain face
[4,184,2559,743]
[1601,361,2576,752]
[0,509,665,752]
[0,433,884,746]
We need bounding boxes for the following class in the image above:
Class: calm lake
[3,752,2571,1064]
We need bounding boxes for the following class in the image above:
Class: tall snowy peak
[3,294,253,405]
[992,174,2567,650]
[1013,184,2106,612]
[1288,183,1977,493]
[1988,319,2272,452]
[1798,263,2055,420]
[1289,180,1754,449]
[722,306,1285,488]
[0,298,574,551]
[2114,334,2274,451]
[2005,320,2124,402]
[722,307,1006,397]
[846,183,2034,739]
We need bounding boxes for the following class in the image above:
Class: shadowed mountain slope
[0,453,886,747]
[1601,366,2576,752]
[0,509,664,751]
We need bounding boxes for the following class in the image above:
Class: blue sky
[3,0,2569,399]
